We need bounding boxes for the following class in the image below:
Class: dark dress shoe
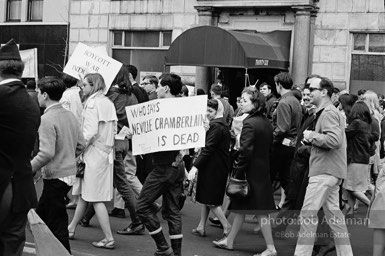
[108,208,126,218]
[154,247,174,256]
[79,218,89,227]
[117,223,145,235]
[209,217,223,229]
[209,217,221,225]
[316,242,336,256]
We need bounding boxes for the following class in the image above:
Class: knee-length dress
[228,110,276,214]
[73,92,117,202]
[193,118,230,206]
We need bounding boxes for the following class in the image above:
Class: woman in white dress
[68,73,117,249]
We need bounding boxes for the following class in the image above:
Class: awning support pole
[244,68,249,87]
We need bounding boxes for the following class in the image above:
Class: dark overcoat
[0,80,40,213]
[229,110,276,214]
[194,118,230,206]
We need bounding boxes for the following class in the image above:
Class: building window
[7,0,22,21]
[112,31,172,78]
[113,31,172,48]
[28,0,44,21]
[350,33,385,94]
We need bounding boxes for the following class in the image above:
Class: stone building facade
[0,0,70,77]
[1,0,385,94]
[66,0,385,94]
[314,0,385,93]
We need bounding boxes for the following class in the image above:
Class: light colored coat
[60,86,83,124]
[308,101,347,179]
[74,92,117,202]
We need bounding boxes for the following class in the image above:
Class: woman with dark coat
[343,101,372,216]
[213,88,277,256]
[188,99,232,237]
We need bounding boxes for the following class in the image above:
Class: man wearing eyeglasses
[294,77,353,256]
[141,75,158,101]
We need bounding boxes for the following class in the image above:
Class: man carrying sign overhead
[136,73,185,256]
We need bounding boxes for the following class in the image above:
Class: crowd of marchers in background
[1,37,385,256]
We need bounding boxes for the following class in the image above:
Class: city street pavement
[24,181,373,256]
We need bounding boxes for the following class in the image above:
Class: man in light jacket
[31,77,85,253]
[294,77,353,256]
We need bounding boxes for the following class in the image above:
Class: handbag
[226,170,250,198]
[76,157,85,178]
[75,135,100,178]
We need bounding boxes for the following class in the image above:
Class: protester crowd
[1,37,385,256]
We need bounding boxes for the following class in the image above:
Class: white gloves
[188,166,198,180]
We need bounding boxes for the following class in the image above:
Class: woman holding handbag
[188,99,232,238]
[213,88,277,256]
[68,73,117,249]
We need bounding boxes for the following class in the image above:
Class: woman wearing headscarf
[188,99,232,237]
[68,73,117,249]
[213,88,277,256]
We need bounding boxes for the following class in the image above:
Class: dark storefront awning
[165,26,291,70]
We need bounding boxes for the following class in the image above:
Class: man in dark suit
[0,39,41,256]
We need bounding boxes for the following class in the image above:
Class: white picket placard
[63,43,122,91]
[126,95,208,155]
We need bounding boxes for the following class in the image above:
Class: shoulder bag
[226,168,250,198]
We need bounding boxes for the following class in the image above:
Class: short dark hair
[210,84,222,96]
[0,59,24,78]
[304,74,322,87]
[207,99,219,111]
[143,75,158,88]
[38,77,66,101]
[196,88,205,95]
[260,82,271,90]
[26,79,36,90]
[319,77,334,98]
[349,100,372,124]
[357,89,367,96]
[126,64,138,79]
[62,73,78,88]
[333,87,340,94]
[274,72,293,90]
[380,99,385,109]
[159,73,182,96]
[291,88,302,102]
[180,85,189,96]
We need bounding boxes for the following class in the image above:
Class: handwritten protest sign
[63,43,122,91]
[126,95,208,155]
